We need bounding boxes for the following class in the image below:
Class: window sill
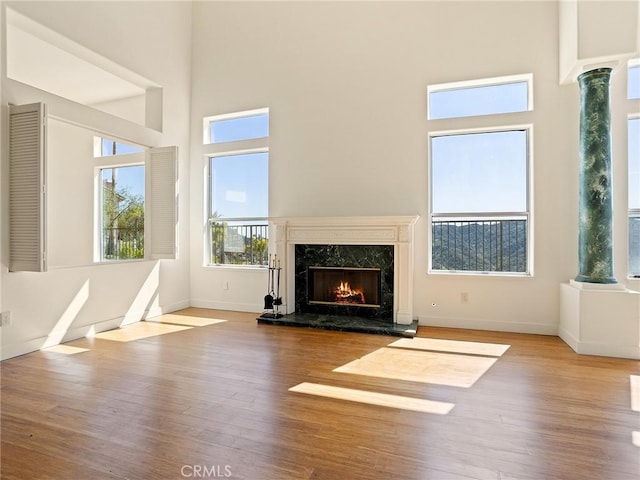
[204,264,267,271]
[94,258,149,266]
[427,269,533,278]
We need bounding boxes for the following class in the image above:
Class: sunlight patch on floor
[42,345,90,355]
[94,322,192,342]
[633,431,640,447]
[389,337,510,357]
[334,347,497,388]
[146,314,227,327]
[631,375,640,412]
[289,382,455,414]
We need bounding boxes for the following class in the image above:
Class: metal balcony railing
[210,220,268,266]
[629,211,640,277]
[432,217,528,273]
[102,226,144,260]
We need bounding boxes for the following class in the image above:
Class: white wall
[189,1,636,334]
[0,1,193,359]
[1,1,635,360]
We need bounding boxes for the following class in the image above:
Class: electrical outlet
[1,311,11,327]
[460,292,469,303]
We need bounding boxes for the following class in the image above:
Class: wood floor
[1,308,639,479]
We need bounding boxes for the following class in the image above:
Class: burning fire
[333,281,366,304]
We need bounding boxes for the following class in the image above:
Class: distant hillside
[630,217,640,277]
[432,219,527,273]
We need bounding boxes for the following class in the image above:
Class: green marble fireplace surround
[294,244,394,321]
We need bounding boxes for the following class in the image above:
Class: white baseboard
[1,337,50,361]
[558,325,579,352]
[418,315,559,336]
[0,299,191,361]
[143,299,191,320]
[1,317,120,361]
[189,299,262,314]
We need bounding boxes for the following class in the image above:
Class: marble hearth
[261,216,419,330]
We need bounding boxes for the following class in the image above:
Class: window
[428,75,533,275]
[95,137,144,157]
[204,108,268,145]
[628,61,640,100]
[428,74,532,120]
[629,116,640,277]
[204,109,269,266]
[628,59,640,278]
[94,137,146,261]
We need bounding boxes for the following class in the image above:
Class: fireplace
[294,244,394,320]
[270,215,419,325]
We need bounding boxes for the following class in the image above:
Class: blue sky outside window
[101,138,144,156]
[101,165,145,201]
[431,130,528,214]
[209,113,269,144]
[429,81,529,120]
[628,64,640,100]
[210,152,268,219]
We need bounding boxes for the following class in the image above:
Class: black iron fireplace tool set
[262,254,283,319]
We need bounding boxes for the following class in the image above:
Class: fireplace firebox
[308,266,381,308]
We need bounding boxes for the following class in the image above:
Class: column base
[574,275,618,284]
[559,281,640,359]
[569,279,626,290]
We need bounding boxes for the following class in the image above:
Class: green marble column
[575,67,617,284]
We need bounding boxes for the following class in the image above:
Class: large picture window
[430,129,530,274]
[627,59,640,278]
[428,75,532,275]
[629,116,639,277]
[204,109,269,266]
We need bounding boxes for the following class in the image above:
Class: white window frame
[428,125,533,276]
[203,109,269,268]
[93,149,146,263]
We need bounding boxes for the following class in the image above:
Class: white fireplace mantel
[270,216,419,325]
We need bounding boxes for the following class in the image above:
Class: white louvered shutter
[9,103,47,272]
[147,146,178,259]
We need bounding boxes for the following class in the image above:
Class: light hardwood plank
[1,308,639,480]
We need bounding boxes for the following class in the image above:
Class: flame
[333,281,366,304]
